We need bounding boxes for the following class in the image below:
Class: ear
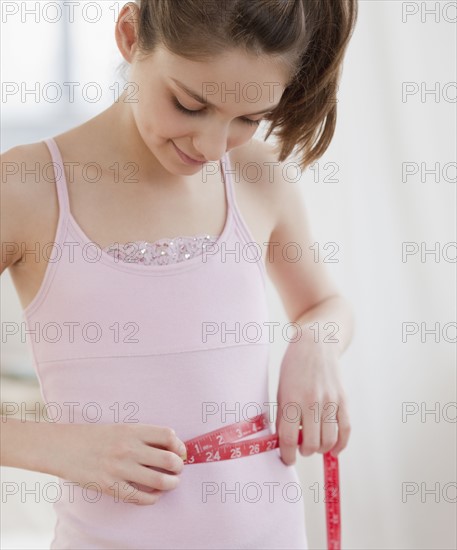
[115,2,140,63]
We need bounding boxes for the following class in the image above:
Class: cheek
[128,74,168,139]
[136,96,190,141]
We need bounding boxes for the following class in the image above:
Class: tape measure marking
[182,412,341,550]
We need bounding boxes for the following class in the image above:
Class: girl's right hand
[51,422,187,505]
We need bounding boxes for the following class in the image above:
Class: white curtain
[279,1,456,548]
[1,1,455,549]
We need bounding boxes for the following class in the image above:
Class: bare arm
[266,171,354,357]
[1,417,66,474]
[1,146,28,274]
[249,140,354,463]
[0,146,64,475]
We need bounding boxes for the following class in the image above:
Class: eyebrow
[170,77,280,116]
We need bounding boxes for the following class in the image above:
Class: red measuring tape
[183,412,341,550]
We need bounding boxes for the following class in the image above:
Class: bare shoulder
[0,141,56,271]
[227,138,302,236]
[227,137,281,189]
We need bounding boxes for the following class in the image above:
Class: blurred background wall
[1,1,456,549]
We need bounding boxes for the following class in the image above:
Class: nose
[193,125,229,162]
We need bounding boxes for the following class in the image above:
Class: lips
[172,142,206,164]
[181,149,204,162]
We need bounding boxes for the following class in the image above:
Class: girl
[1,1,358,548]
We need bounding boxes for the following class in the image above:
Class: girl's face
[125,43,290,175]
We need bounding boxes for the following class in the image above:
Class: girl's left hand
[275,334,351,465]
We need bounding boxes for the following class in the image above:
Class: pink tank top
[22,137,308,549]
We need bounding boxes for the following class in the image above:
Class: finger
[320,401,339,454]
[108,480,162,506]
[140,425,187,460]
[138,444,184,475]
[277,402,302,465]
[330,400,351,456]
[299,398,321,457]
[128,463,181,493]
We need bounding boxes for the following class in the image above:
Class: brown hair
[118,0,358,171]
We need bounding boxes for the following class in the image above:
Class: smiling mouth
[172,142,206,163]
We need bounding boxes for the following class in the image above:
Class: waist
[37,345,271,438]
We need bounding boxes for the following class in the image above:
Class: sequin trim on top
[102,235,219,266]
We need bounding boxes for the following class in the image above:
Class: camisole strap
[220,151,236,216]
[43,137,70,215]
[221,150,253,244]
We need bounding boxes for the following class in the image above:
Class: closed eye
[172,97,262,127]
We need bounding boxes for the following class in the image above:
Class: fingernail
[179,443,187,460]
